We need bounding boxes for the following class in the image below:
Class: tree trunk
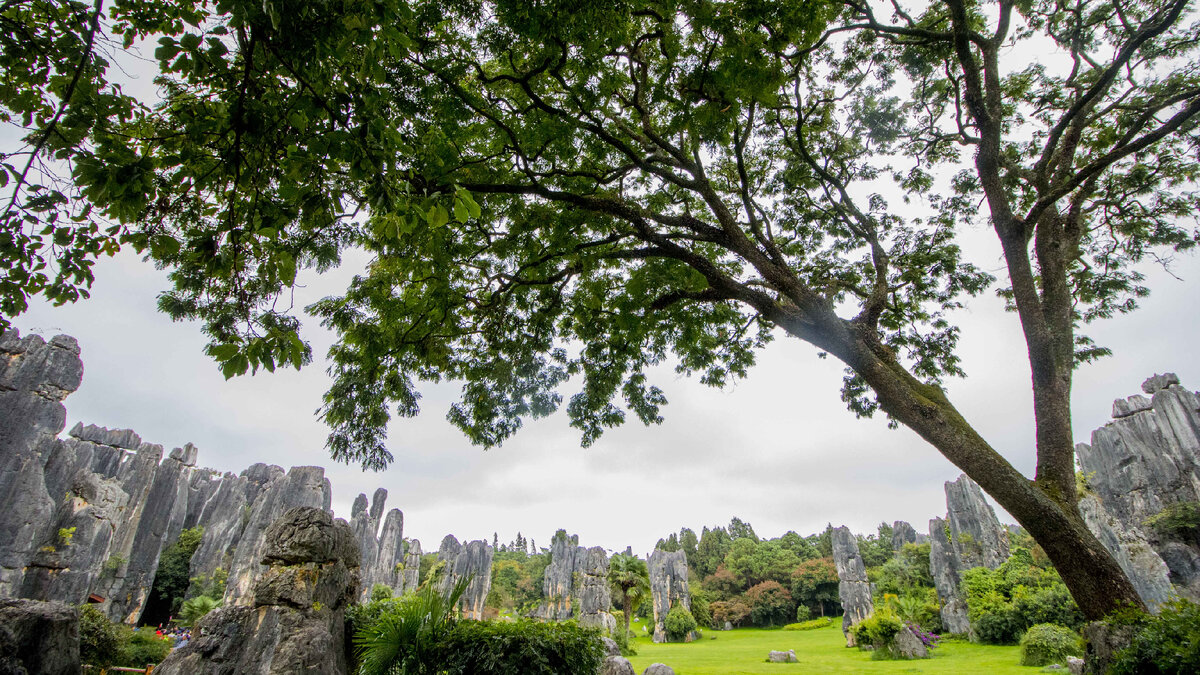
[791,320,1148,620]
[623,595,632,637]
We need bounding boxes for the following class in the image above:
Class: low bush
[79,605,122,668]
[1019,623,1081,667]
[794,605,812,622]
[432,620,603,675]
[665,603,698,642]
[850,611,903,653]
[1144,502,1200,541]
[782,617,832,631]
[121,628,171,667]
[1109,600,1200,675]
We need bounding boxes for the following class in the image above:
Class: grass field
[624,621,1030,674]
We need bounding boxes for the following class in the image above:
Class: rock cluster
[1076,373,1200,603]
[831,526,872,646]
[435,535,494,620]
[927,475,1010,635]
[648,548,695,643]
[533,531,615,632]
[0,330,406,626]
[351,489,420,601]
[155,507,360,674]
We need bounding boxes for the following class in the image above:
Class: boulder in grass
[600,655,636,675]
[767,649,799,663]
[643,664,675,675]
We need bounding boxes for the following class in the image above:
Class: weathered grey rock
[600,655,636,675]
[1067,656,1085,675]
[928,517,970,634]
[436,535,493,620]
[1081,620,1136,675]
[401,538,422,590]
[1077,374,1200,601]
[891,520,926,550]
[0,599,80,675]
[648,549,694,643]
[944,475,1009,569]
[1078,494,1174,611]
[534,531,614,631]
[767,649,798,663]
[359,506,412,600]
[537,531,580,621]
[600,636,621,657]
[723,621,732,631]
[892,625,929,659]
[225,466,332,605]
[643,664,675,675]
[831,526,872,646]
[155,507,359,675]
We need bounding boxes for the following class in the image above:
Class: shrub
[432,619,603,674]
[79,605,122,668]
[1110,600,1200,675]
[119,628,171,667]
[355,577,469,675]
[665,603,698,642]
[1019,623,1082,667]
[961,548,1082,644]
[689,591,712,628]
[795,604,811,622]
[1144,502,1200,541]
[850,611,904,653]
[370,583,394,601]
[710,599,750,628]
[783,617,832,631]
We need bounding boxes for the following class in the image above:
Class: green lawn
[625,622,1031,675]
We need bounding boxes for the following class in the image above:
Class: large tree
[3,0,1199,618]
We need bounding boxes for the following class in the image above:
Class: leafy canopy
[2,0,1197,473]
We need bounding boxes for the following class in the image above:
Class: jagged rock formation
[1078,494,1174,611]
[0,598,81,675]
[155,507,360,674]
[928,475,1010,635]
[352,490,420,601]
[435,535,494,620]
[533,531,615,632]
[928,517,969,634]
[1077,373,1200,602]
[831,526,872,646]
[891,520,926,550]
[944,475,1010,569]
[0,330,403,627]
[648,548,694,643]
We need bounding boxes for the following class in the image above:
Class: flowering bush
[905,622,941,650]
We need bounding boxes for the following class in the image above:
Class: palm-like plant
[177,595,220,627]
[355,576,469,675]
[607,554,651,639]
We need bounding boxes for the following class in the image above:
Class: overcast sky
[13,231,1199,556]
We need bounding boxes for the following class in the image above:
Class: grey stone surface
[600,655,636,675]
[1081,620,1136,675]
[648,548,694,643]
[601,636,621,657]
[534,531,614,631]
[436,535,494,620]
[891,520,926,550]
[1077,374,1200,601]
[944,475,1009,570]
[928,517,970,634]
[155,507,360,675]
[1068,656,1084,675]
[892,625,929,659]
[767,649,798,663]
[225,466,332,606]
[642,664,675,675]
[832,526,873,646]
[0,598,80,675]
[1078,494,1175,611]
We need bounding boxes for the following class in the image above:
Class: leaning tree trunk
[796,318,1149,620]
